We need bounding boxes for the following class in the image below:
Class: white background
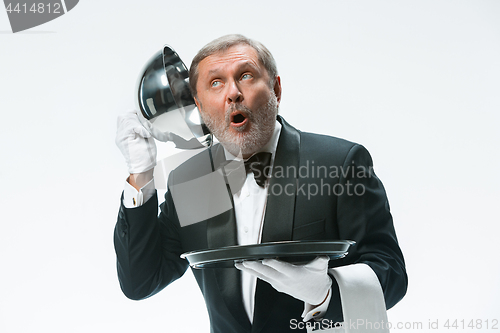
[1,0,499,332]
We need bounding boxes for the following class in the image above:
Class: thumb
[305,256,330,270]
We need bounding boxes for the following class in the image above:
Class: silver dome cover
[136,45,212,149]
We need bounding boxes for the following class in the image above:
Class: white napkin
[307,263,389,333]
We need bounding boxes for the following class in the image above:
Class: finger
[133,126,152,139]
[241,261,285,281]
[315,255,330,262]
[261,259,297,276]
[305,256,330,270]
[117,110,139,126]
[117,112,147,140]
[235,262,277,284]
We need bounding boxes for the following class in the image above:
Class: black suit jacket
[114,116,407,332]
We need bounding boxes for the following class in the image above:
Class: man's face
[194,44,281,157]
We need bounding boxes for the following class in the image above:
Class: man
[114,34,407,332]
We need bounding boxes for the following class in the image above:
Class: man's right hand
[116,110,157,188]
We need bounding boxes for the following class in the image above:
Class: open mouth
[230,111,248,127]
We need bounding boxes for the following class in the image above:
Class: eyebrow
[207,61,260,77]
[207,68,221,76]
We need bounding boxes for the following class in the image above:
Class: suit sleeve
[325,144,407,319]
[114,189,189,300]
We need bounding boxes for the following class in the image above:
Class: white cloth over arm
[308,263,389,333]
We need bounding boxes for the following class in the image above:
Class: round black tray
[180,240,355,269]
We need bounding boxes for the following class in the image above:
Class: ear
[194,96,202,111]
[273,76,282,105]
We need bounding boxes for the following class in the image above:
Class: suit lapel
[261,116,300,242]
[206,143,237,250]
[252,116,301,332]
[207,144,252,331]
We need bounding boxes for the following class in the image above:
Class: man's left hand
[235,256,332,305]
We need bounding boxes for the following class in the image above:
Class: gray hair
[189,34,278,97]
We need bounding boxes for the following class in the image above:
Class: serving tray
[180,240,355,268]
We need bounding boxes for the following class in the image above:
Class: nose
[227,80,243,103]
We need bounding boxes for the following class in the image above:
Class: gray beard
[200,95,279,157]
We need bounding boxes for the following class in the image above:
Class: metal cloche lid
[135,45,212,149]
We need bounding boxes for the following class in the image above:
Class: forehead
[198,44,262,76]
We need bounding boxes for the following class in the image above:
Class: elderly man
[114,34,407,332]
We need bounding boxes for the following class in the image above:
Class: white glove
[235,256,332,305]
[115,110,157,174]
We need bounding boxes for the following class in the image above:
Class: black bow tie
[244,152,272,187]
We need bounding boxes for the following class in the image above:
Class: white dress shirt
[225,121,282,323]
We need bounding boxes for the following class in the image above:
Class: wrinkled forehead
[198,44,263,74]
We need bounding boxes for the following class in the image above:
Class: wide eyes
[241,73,252,80]
[209,73,253,88]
